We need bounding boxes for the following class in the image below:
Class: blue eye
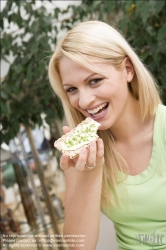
[90,78,103,85]
[66,87,77,93]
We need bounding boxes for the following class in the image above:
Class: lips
[86,102,109,120]
[87,102,108,115]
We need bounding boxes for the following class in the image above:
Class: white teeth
[92,109,105,117]
[87,102,108,114]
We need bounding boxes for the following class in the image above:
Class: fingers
[60,153,70,171]
[60,126,71,170]
[75,139,104,172]
[86,141,96,167]
[96,138,104,160]
[60,138,104,172]
[75,149,87,172]
[62,126,70,135]
[86,139,104,170]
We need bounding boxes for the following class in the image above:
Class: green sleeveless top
[104,104,166,250]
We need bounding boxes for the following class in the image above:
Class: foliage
[61,0,166,104]
[1,0,166,144]
[1,0,63,144]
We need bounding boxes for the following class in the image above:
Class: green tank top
[104,104,166,250]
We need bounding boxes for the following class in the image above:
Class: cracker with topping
[54,117,101,159]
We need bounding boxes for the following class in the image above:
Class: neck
[110,96,153,144]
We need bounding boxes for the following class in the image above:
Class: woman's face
[59,56,134,130]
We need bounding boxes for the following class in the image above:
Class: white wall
[97,213,117,250]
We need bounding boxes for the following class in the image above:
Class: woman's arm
[61,136,104,250]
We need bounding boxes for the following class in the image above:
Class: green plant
[61,0,166,104]
[1,0,166,144]
[1,0,63,143]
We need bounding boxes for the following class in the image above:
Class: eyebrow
[62,73,99,87]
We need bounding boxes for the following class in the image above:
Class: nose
[78,90,96,109]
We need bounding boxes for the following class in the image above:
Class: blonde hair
[49,21,161,210]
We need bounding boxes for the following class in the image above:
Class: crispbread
[54,117,101,159]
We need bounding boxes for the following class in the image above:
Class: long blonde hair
[49,21,161,210]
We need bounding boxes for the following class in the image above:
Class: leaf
[12,120,20,135]
[93,1,102,9]
[31,19,39,33]
[120,17,129,32]
[154,1,165,14]
[146,26,156,37]
[1,90,9,100]
[54,7,60,19]
[26,66,33,85]
[157,25,166,42]
[1,102,9,117]
[136,1,151,24]
[159,40,166,54]
[0,15,4,29]
[24,2,33,13]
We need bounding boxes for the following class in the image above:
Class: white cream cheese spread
[61,119,100,151]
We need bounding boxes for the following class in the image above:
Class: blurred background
[1,1,166,249]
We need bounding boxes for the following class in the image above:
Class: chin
[98,123,112,131]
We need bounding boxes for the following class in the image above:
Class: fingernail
[62,154,67,159]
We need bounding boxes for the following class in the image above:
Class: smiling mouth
[87,102,109,117]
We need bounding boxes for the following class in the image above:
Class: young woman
[49,21,166,250]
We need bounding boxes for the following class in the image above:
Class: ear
[124,57,135,82]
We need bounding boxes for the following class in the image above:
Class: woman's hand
[60,126,104,172]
